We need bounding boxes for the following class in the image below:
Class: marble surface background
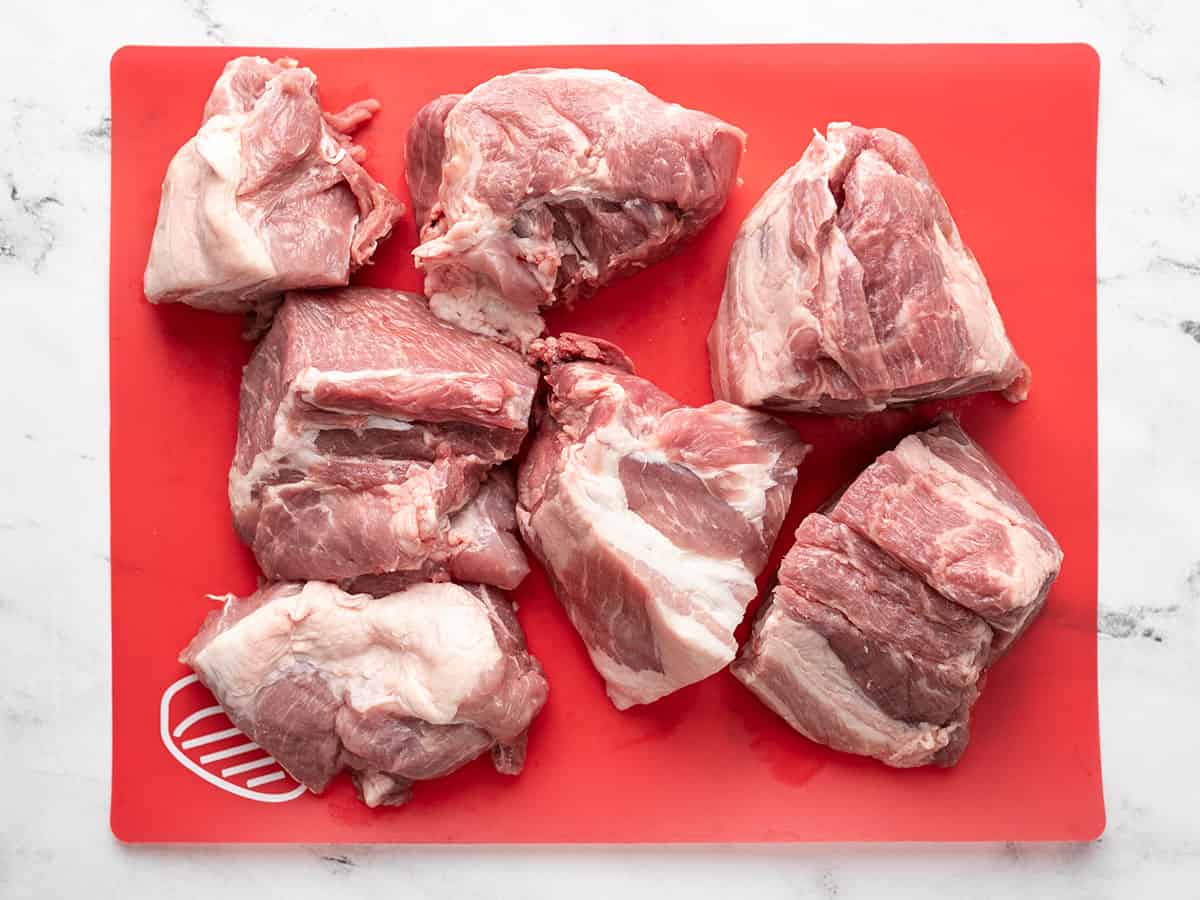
[1,0,1196,896]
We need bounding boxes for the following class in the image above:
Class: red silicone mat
[109,44,1101,842]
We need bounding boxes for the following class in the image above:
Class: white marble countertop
[2,0,1197,895]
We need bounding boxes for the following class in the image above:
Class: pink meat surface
[830,416,1063,656]
[405,92,463,232]
[408,69,744,348]
[710,123,1028,413]
[144,57,403,321]
[737,417,1062,768]
[181,580,548,807]
[229,288,537,587]
[517,333,808,709]
[733,514,992,768]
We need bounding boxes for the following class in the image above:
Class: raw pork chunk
[409,69,745,348]
[229,288,538,588]
[829,417,1063,657]
[709,122,1028,413]
[144,57,403,319]
[736,417,1062,768]
[517,334,808,709]
[181,580,548,807]
[733,514,992,767]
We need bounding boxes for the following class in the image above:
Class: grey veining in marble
[1,0,1197,896]
[185,0,231,44]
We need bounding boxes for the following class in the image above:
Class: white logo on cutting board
[160,674,307,803]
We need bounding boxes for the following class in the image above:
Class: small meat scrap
[517,333,809,709]
[229,288,537,588]
[181,581,548,807]
[710,122,1028,413]
[145,57,403,321]
[408,69,745,349]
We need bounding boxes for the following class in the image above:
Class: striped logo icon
[160,674,306,803]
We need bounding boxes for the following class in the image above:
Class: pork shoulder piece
[180,580,548,807]
[829,416,1062,658]
[709,122,1029,413]
[409,69,745,349]
[517,333,809,709]
[733,514,992,767]
[144,57,403,319]
[229,288,537,587]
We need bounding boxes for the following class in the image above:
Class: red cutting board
[109,44,1101,842]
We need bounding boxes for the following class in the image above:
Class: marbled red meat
[180,580,547,807]
[144,57,403,321]
[829,416,1063,656]
[517,333,808,708]
[710,123,1028,413]
[734,514,992,767]
[409,69,744,348]
[736,417,1062,768]
[230,288,537,588]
